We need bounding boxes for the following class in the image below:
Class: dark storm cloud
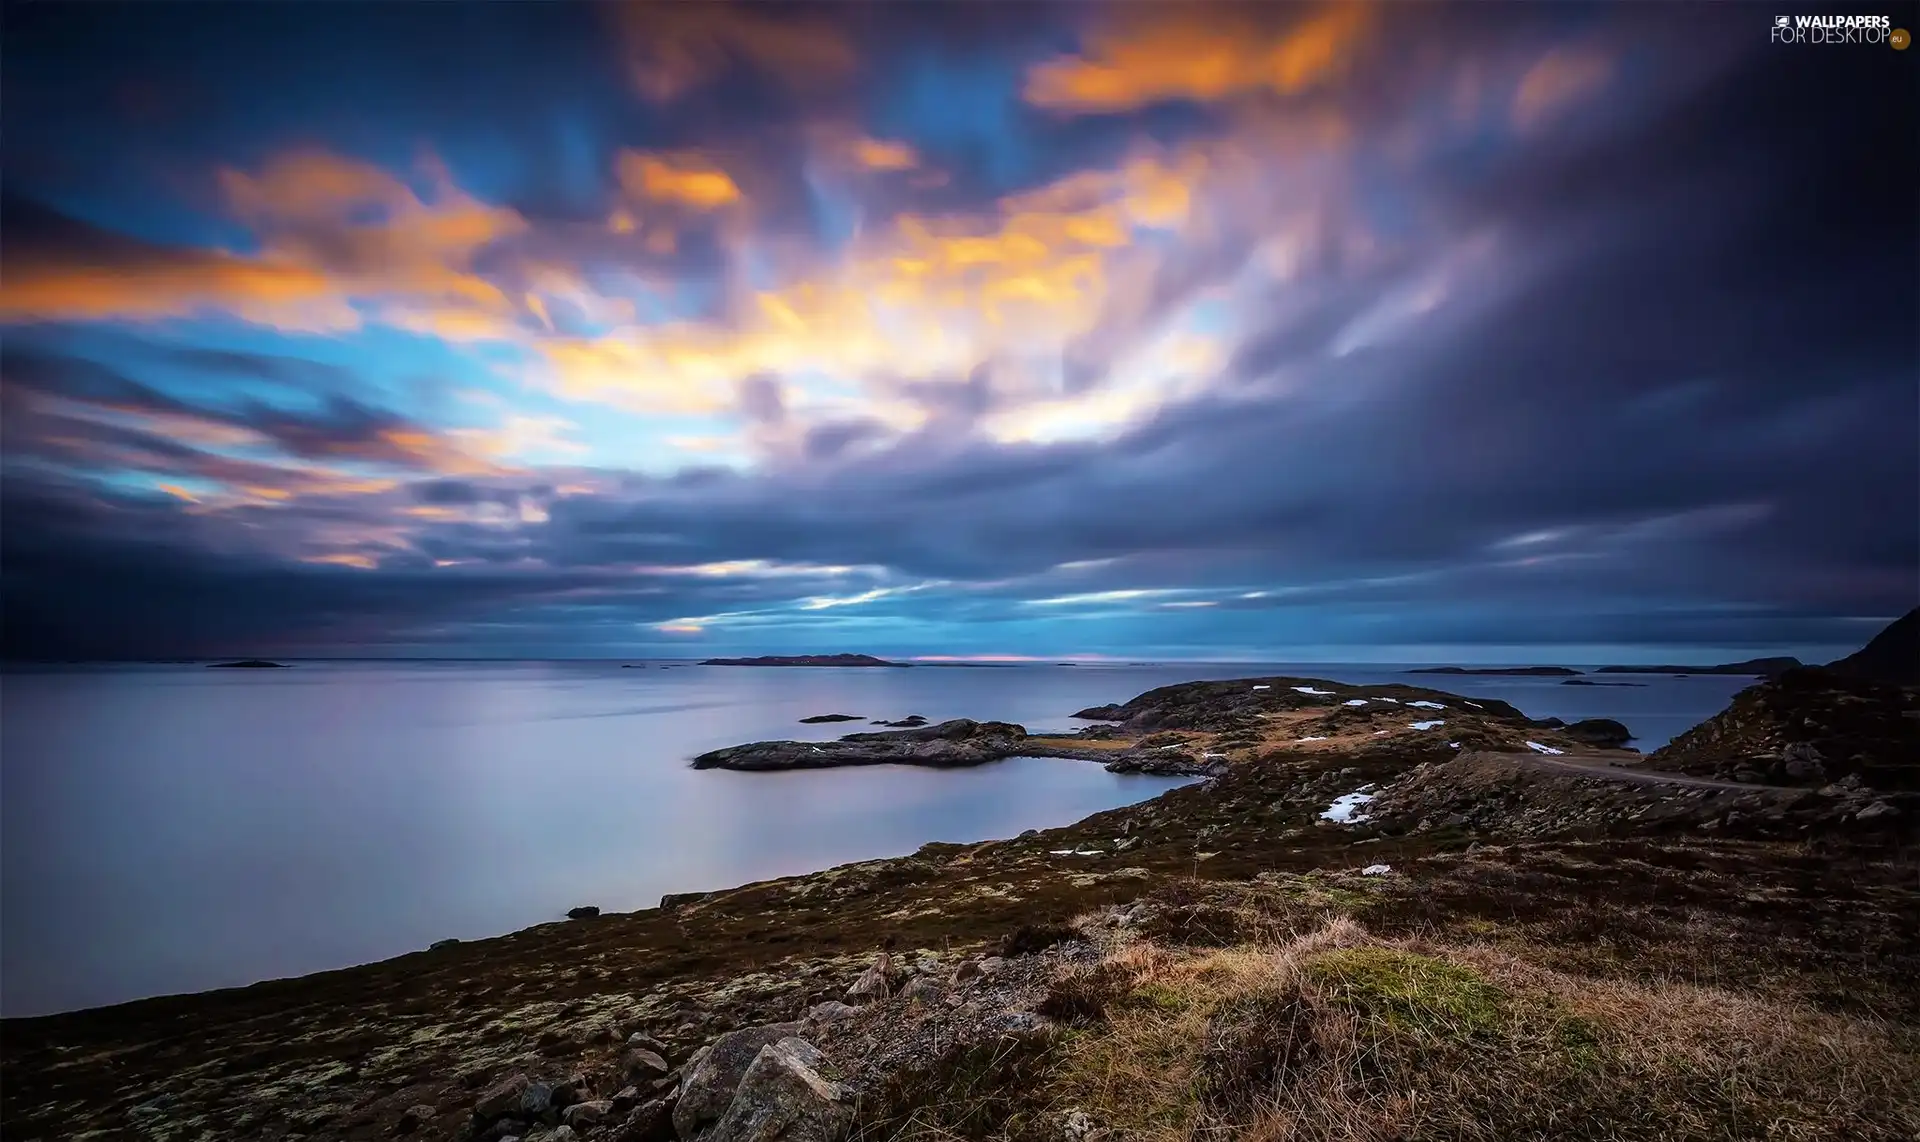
[0,346,461,471]
[2,2,1915,660]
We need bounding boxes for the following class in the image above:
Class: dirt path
[1474,750,1803,793]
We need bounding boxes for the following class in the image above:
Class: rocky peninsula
[5,618,1917,1142]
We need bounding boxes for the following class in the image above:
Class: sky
[1,1,1915,663]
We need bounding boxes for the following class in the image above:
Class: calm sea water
[0,660,1754,1016]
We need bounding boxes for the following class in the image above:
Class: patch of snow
[1361,864,1392,876]
[1049,849,1106,857]
[1201,752,1227,759]
[1525,741,1565,756]
[1375,697,1400,703]
[1410,720,1445,730]
[1406,700,1446,710]
[1251,684,1271,690]
[1320,790,1377,823]
[1448,742,1462,749]
[1465,701,1483,709]
[1293,686,1336,696]
[1297,735,1329,742]
[1343,699,1370,707]
[1373,730,1388,735]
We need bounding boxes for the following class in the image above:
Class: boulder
[845,953,892,1004]
[1561,718,1633,749]
[609,1098,675,1142]
[660,891,710,911]
[475,1074,532,1121]
[521,1080,558,1122]
[627,1032,670,1055]
[567,906,601,920]
[624,1048,671,1084]
[900,976,942,1003]
[801,1001,857,1034]
[672,1022,802,1139]
[396,1105,438,1134]
[1782,742,1827,781]
[563,1101,613,1129]
[611,1086,642,1113]
[705,1038,850,1142]
[1857,800,1898,822]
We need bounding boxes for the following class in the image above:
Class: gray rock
[1856,800,1898,822]
[552,1129,578,1142]
[953,960,982,982]
[610,1098,676,1142]
[845,953,892,1004]
[563,1101,612,1128]
[802,1001,857,1032]
[705,1038,850,1142]
[1782,743,1827,780]
[476,1074,532,1121]
[625,1048,671,1083]
[396,1104,438,1134]
[611,1086,642,1114]
[976,956,1006,977]
[486,1119,529,1141]
[627,1032,670,1055]
[900,977,942,1003]
[673,1022,802,1139]
[521,1080,557,1121]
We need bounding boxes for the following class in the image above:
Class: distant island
[1596,656,1801,676]
[205,659,291,669]
[698,654,908,667]
[1407,666,1581,676]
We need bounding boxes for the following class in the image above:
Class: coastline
[4,666,1915,1142]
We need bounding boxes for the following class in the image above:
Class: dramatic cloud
[1,2,1913,661]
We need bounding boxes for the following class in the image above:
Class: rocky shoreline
[4,648,1917,1142]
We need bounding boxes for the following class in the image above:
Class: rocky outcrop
[704,1038,851,1142]
[1646,668,1920,791]
[1826,606,1919,686]
[1070,677,1532,733]
[1560,718,1633,749]
[798,714,863,724]
[692,720,1030,771]
[206,659,290,668]
[673,1023,803,1138]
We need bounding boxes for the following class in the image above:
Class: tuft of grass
[1301,945,1504,1039]
[1029,920,1920,1142]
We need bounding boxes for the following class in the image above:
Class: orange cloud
[611,3,856,102]
[1025,3,1370,112]
[851,138,918,171]
[0,247,351,329]
[2,150,527,336]
[1512,48,1612,131]
[616,151,743,209]
[221,150,527,338]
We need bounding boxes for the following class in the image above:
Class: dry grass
[1035,921,1920,1142]
[1027,738,1141,752]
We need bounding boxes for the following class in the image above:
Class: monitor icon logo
[1774,15,1791,28]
